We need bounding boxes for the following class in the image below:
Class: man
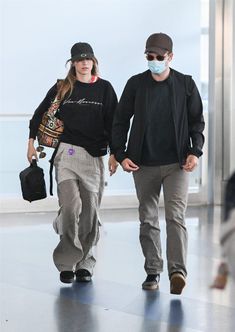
[112,33,205,294]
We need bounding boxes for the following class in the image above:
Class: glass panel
[188,0,209,191]
[0,0,209,199]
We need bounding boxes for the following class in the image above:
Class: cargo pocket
[54,145,66,166]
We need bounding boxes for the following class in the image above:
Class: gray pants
[53,143,105,274]
[133,163,189,278]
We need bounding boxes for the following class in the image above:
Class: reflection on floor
[0,206,235,332]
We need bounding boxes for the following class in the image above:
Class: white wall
[1,0,201,114]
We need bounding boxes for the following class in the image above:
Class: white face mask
[148,59,167,75]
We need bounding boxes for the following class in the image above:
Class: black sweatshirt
[29,79,118,157]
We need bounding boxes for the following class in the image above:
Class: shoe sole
[142,283,159,290]
[60,277,74,284]
[76,277,92,282]
[170,274,186,294]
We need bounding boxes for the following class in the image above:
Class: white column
[208,0,224,204]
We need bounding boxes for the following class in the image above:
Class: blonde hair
[57,57,99,101]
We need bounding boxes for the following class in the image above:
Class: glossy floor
[0,206,235,332]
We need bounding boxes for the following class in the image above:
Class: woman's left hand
[108,154,119,176]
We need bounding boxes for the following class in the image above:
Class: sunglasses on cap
[146,54,167,61]
[36,146,46,158]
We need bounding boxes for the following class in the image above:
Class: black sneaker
[60,271,74,283]
[75,269,92,282]
[142,274,160,290]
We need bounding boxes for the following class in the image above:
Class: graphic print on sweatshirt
[62,98,103,107]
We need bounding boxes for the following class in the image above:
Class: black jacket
[112,69,205,165]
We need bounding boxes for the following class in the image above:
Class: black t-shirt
[141,74,178,166]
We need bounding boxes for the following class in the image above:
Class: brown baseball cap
[145,33,173,55]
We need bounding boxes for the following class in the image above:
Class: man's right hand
[121,158,139,172]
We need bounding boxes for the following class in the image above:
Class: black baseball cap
[145,33,173,55]
[68,42,94,62]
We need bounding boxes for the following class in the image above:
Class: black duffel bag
[19,159,47,202]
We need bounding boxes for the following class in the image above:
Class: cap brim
[68,53,94,62]
[145,47,168,56]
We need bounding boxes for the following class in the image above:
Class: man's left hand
[183,154,198,172]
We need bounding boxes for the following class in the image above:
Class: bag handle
[30,159,37,167]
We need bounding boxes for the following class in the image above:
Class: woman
[27,42,118,283]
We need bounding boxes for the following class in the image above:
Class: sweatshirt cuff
[29,132,36,140]
[188,147,203,158]
[114,150,127,163]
